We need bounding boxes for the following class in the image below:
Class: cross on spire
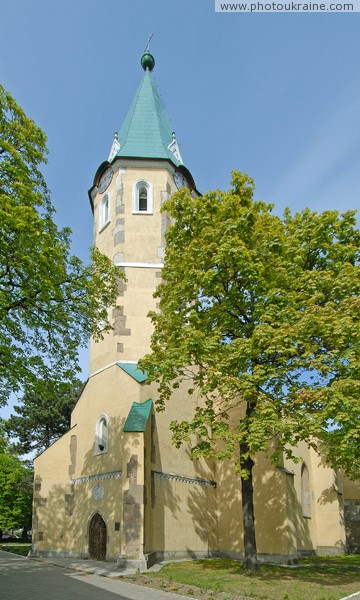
[144,33,153,53]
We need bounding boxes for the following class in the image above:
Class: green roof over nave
[109,53,183,166]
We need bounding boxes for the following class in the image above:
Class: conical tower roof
[109,52,183,166]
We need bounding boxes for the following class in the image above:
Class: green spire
[109,53,183,166]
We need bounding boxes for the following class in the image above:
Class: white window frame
[99,193,110,231]
[95,414,109,455]
[132,180,153,214]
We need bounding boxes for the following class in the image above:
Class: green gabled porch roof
[123,399,153,432]
[114,68,182,166]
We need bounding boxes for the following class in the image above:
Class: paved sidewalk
[29,555,135,578]
[28,556,198,600]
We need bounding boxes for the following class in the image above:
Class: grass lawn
[0,543,31,557]
[130,556,360,600]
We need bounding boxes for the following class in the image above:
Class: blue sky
[1,0,359,416]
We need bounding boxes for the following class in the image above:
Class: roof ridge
[147,71,170,148]
[116,72,147,152]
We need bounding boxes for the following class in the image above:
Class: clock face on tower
[174,170,190,190]
[98,168,113,193]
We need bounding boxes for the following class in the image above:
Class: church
[32,51,359,570]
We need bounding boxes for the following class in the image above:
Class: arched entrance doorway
[88,513,107,560]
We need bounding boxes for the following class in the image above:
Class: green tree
[0,83,120,404]
[6,378,84,456]
[0,429,33,539]
[140,172,360,570]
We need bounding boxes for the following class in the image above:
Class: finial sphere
[141,52,155,71]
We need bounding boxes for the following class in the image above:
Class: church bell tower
[88,51,198,375]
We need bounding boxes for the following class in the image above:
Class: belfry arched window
[132,180,153,214]
[95,414,108,455]
[139,185,148,211]
[99,194,110,230]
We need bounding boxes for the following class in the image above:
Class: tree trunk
[240,449,258,570]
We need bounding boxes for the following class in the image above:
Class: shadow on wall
[184,450,219,555]
[149,429,307,561]
[253,459,313,558]
[184,450,316,561]
[186,452,300,560]
[146,411,181,555]
[33,413,147,560]
[253,453,345,558]
[33,407,346,563]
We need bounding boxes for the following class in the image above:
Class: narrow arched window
[301,463,311,518]
[95,414,108,455]
[99,194,110,230]
[132,180,153,214]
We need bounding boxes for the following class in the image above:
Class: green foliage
[0,84,121,404]
[140,171,360,478]
[6,378,84,455]
[0,432,33,531]
[0,543,31,556]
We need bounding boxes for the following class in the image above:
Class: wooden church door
[89,513,107,560]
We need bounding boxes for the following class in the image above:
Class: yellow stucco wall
[32,156,358,565]
[284,443,345,555]
[33,365,146,559]
[33,430,76,555]
[89,159,177,373]
[142,380,218,556]
[33,368,353,562]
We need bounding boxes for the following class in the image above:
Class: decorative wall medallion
[93,483,105,501]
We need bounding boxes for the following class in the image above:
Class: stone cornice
[152,470,216,488]
[73,470,122,485]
